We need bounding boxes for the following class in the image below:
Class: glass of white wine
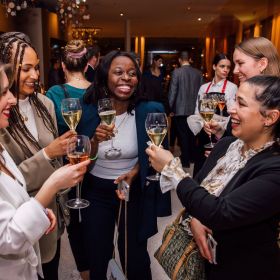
[61,98,82,131]
[98,98,121,159]
[145,112,168,181]
[66,135,91,209]
[199,96,215,150]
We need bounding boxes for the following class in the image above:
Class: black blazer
[177,137,280,280]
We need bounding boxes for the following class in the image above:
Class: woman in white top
[0,32,76,279]
[0,63,90,279]
[193,53,237,175]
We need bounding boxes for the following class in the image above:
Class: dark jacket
[77,100,171,241]
[177,137,280,280]
[168,65,203,116]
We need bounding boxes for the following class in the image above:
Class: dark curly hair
[83,50,141,114]
[245,75,280,140]
[0,32,57,158]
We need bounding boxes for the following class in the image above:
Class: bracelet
[90,154,98,161]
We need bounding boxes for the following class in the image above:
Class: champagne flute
[145,113,168,181]
[199,97,215,150]
[217,95,226,116]
[66,135,91,209]
[61,98,82,131]
[97,98,121,159]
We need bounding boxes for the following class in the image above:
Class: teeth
[231,119,240,124]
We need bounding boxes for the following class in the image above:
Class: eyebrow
[237,95,247,103]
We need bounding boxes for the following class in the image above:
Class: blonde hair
[235,37,280,77]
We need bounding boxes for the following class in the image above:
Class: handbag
[154,209,206,280]
[106,200,127,280]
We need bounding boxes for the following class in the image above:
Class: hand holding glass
[97,98,121,159]
[145,113,168,181]
[66,135,90,209]
[61,98,82,131]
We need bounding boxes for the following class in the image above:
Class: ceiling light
[198,17,202,21]
[187,7,191,11]
[120,13,124,17]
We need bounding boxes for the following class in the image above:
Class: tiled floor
[58,188,186,280]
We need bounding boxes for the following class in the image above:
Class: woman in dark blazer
[68,50,171,280]
[146,75,280,280]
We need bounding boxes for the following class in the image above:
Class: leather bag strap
[172,240,197,280]
[112,200,127,277]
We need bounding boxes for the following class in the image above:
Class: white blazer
[0,148,50,280]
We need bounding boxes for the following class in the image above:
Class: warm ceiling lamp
[1,0,36,16]
[57,0,90,27]
[72,27,101,45]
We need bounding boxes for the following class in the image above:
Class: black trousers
[38,239,61,280]
[173,115,195,167]
[68,173,152,280]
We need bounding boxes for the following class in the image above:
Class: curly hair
[83,50,142,114]
[0,32,57,158]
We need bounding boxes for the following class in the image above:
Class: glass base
[146,173,160,181]
[204,142,215,151]
[105,148,121,160]
[66,198,90,209]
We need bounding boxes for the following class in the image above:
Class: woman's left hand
[114,163,140,200]
[145,145,174,172]
[45,209,56,235]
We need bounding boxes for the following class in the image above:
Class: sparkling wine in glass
[199,97,215,150]
[98,98,121,159]
[66,135,90,209]
[145,113,168,181]
[61,98,82,131]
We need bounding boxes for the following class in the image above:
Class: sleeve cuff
[160,157,190,193]
[42,148,52,161]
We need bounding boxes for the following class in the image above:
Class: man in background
[85,45,100,82]
[168,51,203,168]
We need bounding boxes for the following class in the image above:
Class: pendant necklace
[19,99,30,122]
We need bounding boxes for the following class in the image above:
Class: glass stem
[209,133,213,146]
[111,137,114,149]
[76,183,81,201]
[220,110,223,116]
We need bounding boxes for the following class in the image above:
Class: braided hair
[0,32,57,158]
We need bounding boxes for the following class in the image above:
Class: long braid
[0,32,58,158]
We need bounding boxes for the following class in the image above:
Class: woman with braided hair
[0,32,76,279]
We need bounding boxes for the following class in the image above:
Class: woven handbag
[154,209,206,280]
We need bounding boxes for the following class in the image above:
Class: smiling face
[107,56,138,101]
[233,49,264,83]
[17,46,40,99]
[229,82,269,148]
[0,70,16,128]
[213,58,231,81]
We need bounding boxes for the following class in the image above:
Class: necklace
[114,112,128,134]
[19,101,31,122]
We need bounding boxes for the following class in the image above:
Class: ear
[213,64,216,71]
[264,109,280,127]
[259,57,268,73]
[61,62,66,72]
